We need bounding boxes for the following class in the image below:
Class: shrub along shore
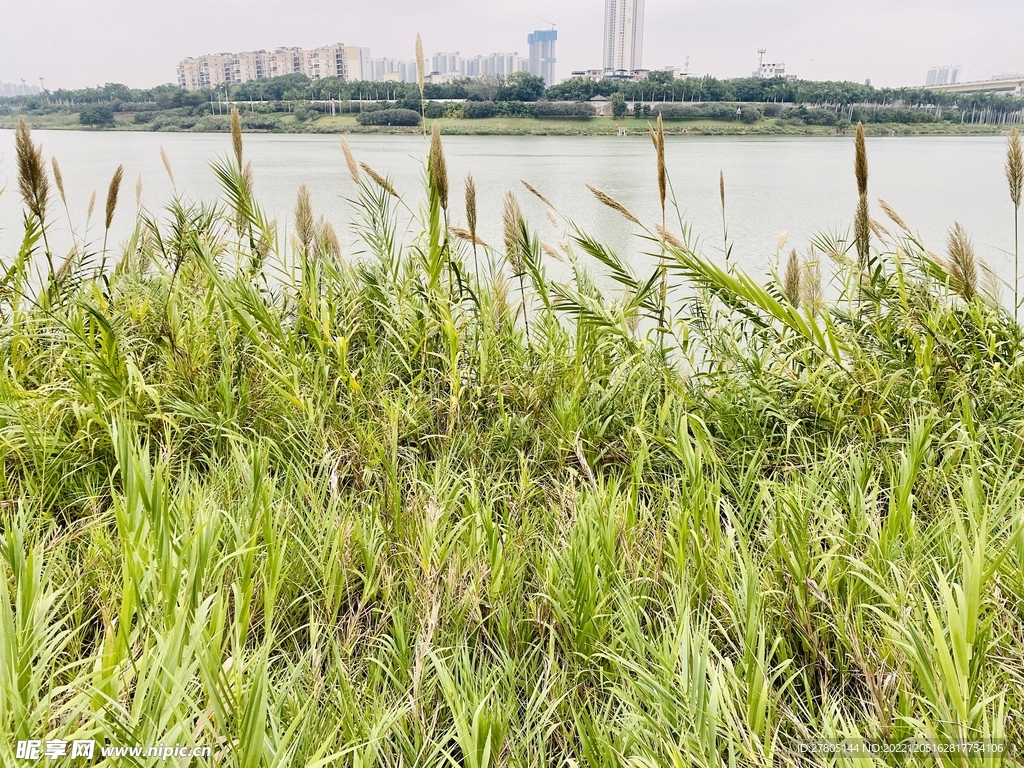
[1,113,1024,765]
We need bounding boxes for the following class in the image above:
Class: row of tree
[5,70,1023,119]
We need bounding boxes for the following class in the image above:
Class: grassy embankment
[2,114,1024,766]
[0,109,1013,136]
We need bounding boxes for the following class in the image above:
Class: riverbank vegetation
[2,71,1022,136]
[2,115,1024,765]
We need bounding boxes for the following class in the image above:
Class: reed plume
[230,107,244,169]
[541,242,564,261]
[319,219,341,260]
[415,35,425,95]
[294,184,315,256]
[341,138,360,184]
[1006,127,1022,314]
[946,222,978,302]
[503,191,530,340]
[102,164,124,256]
[878,199,908,231]
[656,224,686,251]
[86,190,96,223]
[521,180,554,209]
[801,251,824,313]
[450,227,488,247]
[360,163,398,197]
[160,146,175,188]
[783,248,801,307]
[15,119,51,230]
[51,157,66,206]
[854,122,870,269]
[465,174,479,282]
[135,173,143,208]
[648,113,666,215]
[586,185,641,226]
[428,122,449,210]
[105,165,123,232]
[546,209,559,230]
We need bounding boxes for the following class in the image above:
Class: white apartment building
[603,0,645,73]
[177,44,370,89]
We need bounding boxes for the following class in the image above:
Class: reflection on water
[0,130,1017,289]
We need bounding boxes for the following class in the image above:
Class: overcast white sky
[2,0,1022,90]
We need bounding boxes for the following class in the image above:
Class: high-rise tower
[602,0,645,73]
[528,29,558,85]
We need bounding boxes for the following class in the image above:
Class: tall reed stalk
[1007,127,1023,316]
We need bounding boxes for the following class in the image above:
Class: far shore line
[1,115,1015,139]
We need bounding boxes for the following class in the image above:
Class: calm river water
[0,130,1018,291]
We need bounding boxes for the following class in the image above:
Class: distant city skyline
[1,0,1023,90]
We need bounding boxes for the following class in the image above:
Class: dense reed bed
[2,113,1024,766]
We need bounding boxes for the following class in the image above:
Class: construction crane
[542,19,556,30]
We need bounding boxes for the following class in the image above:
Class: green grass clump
[2,114,1024,766]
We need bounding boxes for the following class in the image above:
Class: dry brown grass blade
[586,184,641,227]
[105,164,124,231]
[341,138,360,184]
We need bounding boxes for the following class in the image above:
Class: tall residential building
[602,0,645,73]
[527,29,557,85]
[177,43,370,89]
[925,65,961,87]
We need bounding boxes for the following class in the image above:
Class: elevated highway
[930,77,1023,96]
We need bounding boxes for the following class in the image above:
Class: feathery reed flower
[104,164,124,232]
[854,123,870,268]
[428,122,449,210]
[648,113,666,216]
[319,219,341,260]
[294,184,315,256]
[783,248,801,307]
[656,224,686,251]
[521,180,554,209]
[15,119,50,227]
[801,249,824,312]
[86,190,96,222]
[341,138,360,184]
[465,174,477,242]
[878,199,909,231]
[1007,127,1022,313]
[230,108,244,169]
[586,185,641,226]
[360,163,398,197]
[946,222,978,302]
[503,192,525,274]
[51,157,66,206]
[160,146,175,187]
[415,35,425,96]
[135,173,143,208]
